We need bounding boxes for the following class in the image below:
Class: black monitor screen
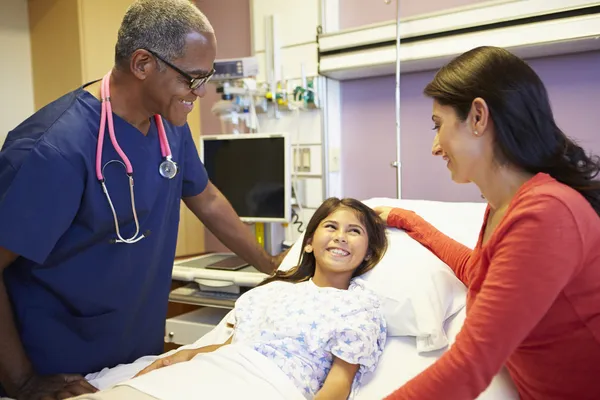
[202,136,287,221]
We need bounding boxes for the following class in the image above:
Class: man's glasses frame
[145,49,215,90]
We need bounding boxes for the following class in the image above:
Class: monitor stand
[262,222,286,256]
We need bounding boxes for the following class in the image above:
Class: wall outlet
[301,148,311,172]
[293,147,311,172]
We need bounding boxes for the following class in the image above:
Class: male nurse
[0,1,283,399]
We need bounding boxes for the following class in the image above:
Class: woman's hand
[373,206,394,224]
[373,206,420,231]
[134,349,198,378]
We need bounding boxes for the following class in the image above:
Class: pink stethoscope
[96,71,178,244]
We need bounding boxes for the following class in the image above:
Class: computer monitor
[199,133,291,223]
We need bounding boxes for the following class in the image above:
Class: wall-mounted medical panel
[255,43,319,83]
[293,177,325,209]
[293,145,323,176]
[251,0,321,83]
[251,0,320,53]
[257,110,323,146]
[318,0,600,80]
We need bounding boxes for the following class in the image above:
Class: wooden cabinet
[27,0,205,257]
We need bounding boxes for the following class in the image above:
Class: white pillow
[279,197,486,353]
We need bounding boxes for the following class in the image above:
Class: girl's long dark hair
[424,46,600,216]
[260,197,388,286]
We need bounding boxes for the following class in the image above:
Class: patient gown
[230,278,387,398]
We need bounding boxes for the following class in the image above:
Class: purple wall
[339,0,491,30]
[340,50,600,202]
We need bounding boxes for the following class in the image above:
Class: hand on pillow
[373,206,423,232]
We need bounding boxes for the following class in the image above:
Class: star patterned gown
[229,278,387,399]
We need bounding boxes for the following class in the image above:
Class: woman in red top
[375,46,600,400]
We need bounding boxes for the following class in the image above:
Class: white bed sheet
[0,308,520,400]
[82,305,519,400]
[355,307,518,399]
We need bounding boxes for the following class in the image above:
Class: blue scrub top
[0,84,208,376]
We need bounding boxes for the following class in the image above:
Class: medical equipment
[200,133,291,223]
[212,57,260,81]
[204,255,249,271]
[209,57,263,134]
[172,254,268,285]
[200,132,291,256]
[96,71,178,244]
[392,0,402,199]
[207,54,319,248]
[171,253,269,308]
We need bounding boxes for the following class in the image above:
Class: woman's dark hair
[260,197,388,286]
[424,45,600,216]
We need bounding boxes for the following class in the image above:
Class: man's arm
[0,246,30,395]
[314,356,359,400]
[184,181,284,274]
[0,247,97,399]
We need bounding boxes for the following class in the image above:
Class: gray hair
[115,0,214,68]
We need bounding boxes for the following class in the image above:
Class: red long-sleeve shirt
[384,173,600,400]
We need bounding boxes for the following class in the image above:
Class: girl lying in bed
[73,197,388,400]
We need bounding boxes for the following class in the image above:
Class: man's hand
[270,247,291,270]
[14,373,97,400]
[184,182,281,274]
[134,349,198,378]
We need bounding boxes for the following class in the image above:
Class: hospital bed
[2,198,520,400]
[83,300,517,400]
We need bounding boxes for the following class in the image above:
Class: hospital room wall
[0,0,35,148]
[338,0,493,29]
[337,0,600,202]
[340,51,600,202]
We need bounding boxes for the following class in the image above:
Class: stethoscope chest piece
[159,158,178,179]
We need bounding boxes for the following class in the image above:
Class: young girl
[75,197,388,400]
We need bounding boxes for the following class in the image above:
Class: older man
[0,1,282,399]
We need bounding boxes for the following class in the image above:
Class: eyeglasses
[145,49,215,90]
